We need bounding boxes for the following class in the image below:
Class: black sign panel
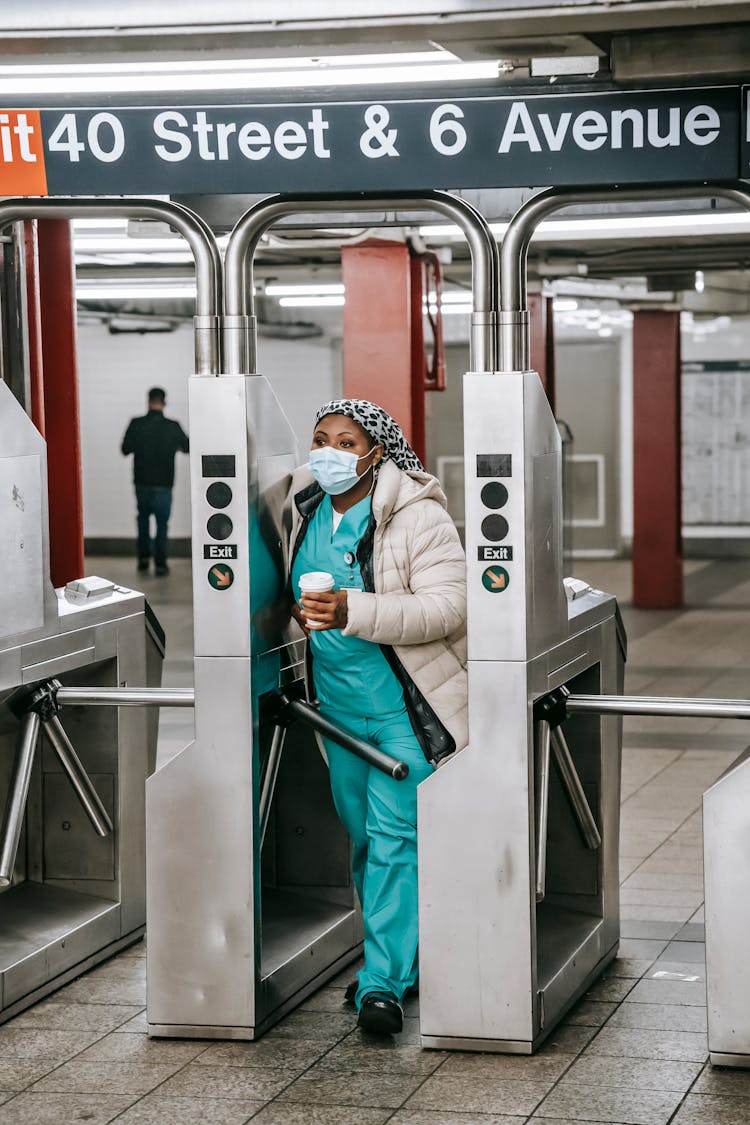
[204,543,238,560]
[478,545,514,562]
[0,86,740,196]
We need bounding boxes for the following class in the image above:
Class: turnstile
[418,367,625,1052]
[0,380,163,1022]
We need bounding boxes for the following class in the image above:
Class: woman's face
[311,413,382,476]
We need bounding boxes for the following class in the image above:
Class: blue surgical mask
[309,447,374,495]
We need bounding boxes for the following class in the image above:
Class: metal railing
[223,191,499,375]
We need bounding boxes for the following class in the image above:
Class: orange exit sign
[0,111,48,195]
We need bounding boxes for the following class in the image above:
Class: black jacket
[121,410,189,488]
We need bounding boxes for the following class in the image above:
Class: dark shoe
[357,992,403,1035]
[137,559,150,573]
[155,564,170,577]
[344,979,358,1004]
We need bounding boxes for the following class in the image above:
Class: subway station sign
[0,85,743,196]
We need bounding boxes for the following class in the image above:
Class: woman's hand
[290,602,311,638]
[300,590,349,631]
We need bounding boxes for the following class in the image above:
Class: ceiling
[8,1,750,318]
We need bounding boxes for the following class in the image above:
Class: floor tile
[195,1038,329,1070]
[404,1074,552,1116]
[0,1095,10,1108]
[299,988,351,1014]
[693,1062,750,1097]
[113,1094,266,1123]
[311,1039,446,1075]
[584,978,636,1003]
[117,1012,148,1033]
[647,961,704,983]
[617,939,669,961]
[539,1025,598,1055]
[533,1081,683,1124]
[660,941,705,963]
[262,1010,355,1042]
[583,1027,708,1062]
[8,1001,142,1033]
[560,1053,702,1092]
[76,1031,208,1065]
[251,1106,391,1124]
[438,1053,574,1081]
[157,1063,298,1100]
[389,1113,527,1125]
[604,959,655,980]
[671,1092,750,1124]
[565,1000,617,1027]
[0,1091,136,1124]
[606,1002,707,1034]
[277,1071,424,1109]
[0,1059,59,1091]
[624,979,706,1007]
[29,1058,183,1096]
[59,978,147,1006]
[619,921,683,940]
[0,1028,103,1061]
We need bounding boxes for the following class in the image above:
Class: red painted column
[528,293,556,411]
[632,309,683,608]
[342,240,416,449]
[37,220,85,587]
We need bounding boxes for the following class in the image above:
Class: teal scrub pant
[321,705,434,1008]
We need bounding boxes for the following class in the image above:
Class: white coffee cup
[298,571,335,629]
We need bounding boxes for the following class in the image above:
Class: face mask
[309,447,374,495]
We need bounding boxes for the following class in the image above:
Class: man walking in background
[121,387,189,576]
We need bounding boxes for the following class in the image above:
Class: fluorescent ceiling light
[419,211,750,242]
[76,283,196,299]
[0,54,497,94]
[0,51,454,77]
[265,283,344,297]
[278,295,344,307]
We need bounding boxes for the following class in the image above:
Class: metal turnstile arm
[0,712,41,887]
[549,726,602,851]
[43,715,113,837]
[534,718,551,903]
[259,724,287,845]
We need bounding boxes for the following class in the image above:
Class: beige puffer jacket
[288,458,468,762]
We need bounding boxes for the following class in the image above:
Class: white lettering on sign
[153,107,332,162]
[0,113,37,162]
[499,101,722,154]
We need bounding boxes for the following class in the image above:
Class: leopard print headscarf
[314,398,424,472]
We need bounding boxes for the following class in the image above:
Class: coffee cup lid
[299,571,335,591]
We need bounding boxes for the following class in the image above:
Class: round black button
[207,513,233,541]
[206,481,232,509]
[481,481,508,509]
[481,514,509,542]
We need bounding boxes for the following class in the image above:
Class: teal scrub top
[291,493,405,716]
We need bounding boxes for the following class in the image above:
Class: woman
[287,398,467,1035]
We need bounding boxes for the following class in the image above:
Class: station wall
[76,311,750,557]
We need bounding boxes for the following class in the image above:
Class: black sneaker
[357,992,403,1035]
[137,559,150,573]
[155,564,170,577]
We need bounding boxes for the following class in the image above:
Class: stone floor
[1,556,750,1125]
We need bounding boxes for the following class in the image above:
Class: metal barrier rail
[566,694,750,720]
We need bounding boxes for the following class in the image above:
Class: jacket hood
[291,458,448,526]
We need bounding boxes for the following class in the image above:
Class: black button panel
[480,482,508,509]
[207,513,234,541]
[206,481,233,509]
[481,514,509,542]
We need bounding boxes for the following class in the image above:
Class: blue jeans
[135,485,173,567]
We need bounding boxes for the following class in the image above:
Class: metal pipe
[225,191,498,373]
[549,726,601,851]
[0,197,222,375]
[259,724,287,846]
[56,687,195,708]
[567,694,750,720]
[500,180,750,371]
[285,697,408,780]
[0,713,41,888]
[534,718,551,903]
[42,715,113,837]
